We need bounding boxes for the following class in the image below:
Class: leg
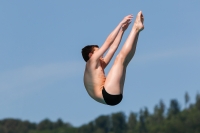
[104,11,144,95]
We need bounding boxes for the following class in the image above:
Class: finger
[126,15,133,18]
[127,17,133,21]
[128,15,133,18]
[128,17,133,20]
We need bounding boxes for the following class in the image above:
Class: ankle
[132,26,140,33]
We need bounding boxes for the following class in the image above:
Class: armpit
[100,59,107,69]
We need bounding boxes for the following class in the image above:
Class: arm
[90,15,133,62]
[102,29,124,68]
[102,20,132,68]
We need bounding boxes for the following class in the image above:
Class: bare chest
[84,60,106,93]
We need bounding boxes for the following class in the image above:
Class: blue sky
[0,1,200,127]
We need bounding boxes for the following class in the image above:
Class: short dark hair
[81,45,99,62]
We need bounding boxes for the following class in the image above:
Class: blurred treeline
[0,92,200,133]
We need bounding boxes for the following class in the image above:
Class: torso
[84,58,106,104]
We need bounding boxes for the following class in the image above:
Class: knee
[115,54,126,65]
[115,53,130,66]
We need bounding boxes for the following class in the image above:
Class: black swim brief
[102,87,123,106]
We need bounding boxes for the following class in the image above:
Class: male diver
[81,11,144,106]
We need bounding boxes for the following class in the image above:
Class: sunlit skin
[84,11,144,104]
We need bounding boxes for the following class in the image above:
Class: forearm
[110,29,124,50]
[103,29,124,66]
[106,22,122,44]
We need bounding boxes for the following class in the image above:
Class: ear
[89,53,93,58]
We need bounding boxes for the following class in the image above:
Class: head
[81,45,99,62]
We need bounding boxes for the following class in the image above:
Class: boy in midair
[81,11,144,106]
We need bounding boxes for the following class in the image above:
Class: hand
[122,21,131,31]
[120,14,133,25]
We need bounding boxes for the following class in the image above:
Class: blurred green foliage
[1,92,200,133]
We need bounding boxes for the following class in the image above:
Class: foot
[133,11,144,32]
